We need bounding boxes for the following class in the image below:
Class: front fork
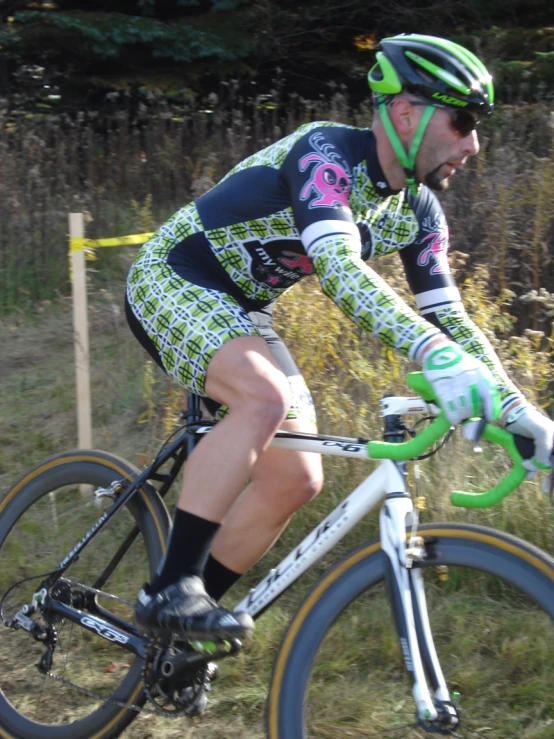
[380,482,459,729]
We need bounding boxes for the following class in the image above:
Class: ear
[388,98,416,135]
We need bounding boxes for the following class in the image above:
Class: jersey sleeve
[400,189,522,412]
[280,126,440,359]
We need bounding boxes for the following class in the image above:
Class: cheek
[416,139,436,168]
[424,116,453,149]
[423,135,450,164]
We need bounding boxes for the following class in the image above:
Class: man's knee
[247,378,292,432]
[292,465,325,508]
[206,337,292,432]
[260,458,325,513]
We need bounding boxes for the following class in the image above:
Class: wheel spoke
[269,525,554,738]
[0,453,165,736]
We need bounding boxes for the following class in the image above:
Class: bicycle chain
[42,580,183,718]
[63,578,135,608]
[43,670,172,717]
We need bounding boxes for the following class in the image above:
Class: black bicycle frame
[36,397,401,656]
[38,395,212,650]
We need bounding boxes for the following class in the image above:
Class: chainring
[142,642,208,716]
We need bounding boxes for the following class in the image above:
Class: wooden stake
[69,213,92,450]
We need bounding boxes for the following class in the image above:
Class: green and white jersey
[129,121,519,408]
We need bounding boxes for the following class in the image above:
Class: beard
[423,163,451,192]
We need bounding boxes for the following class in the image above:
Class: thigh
[207,307,317,427]
[126,263,260,396]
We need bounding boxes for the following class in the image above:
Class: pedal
[205,661,219,683]
[152,637,240,686]
[191,637,242,657]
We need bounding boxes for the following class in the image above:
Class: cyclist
[126,34,554,647]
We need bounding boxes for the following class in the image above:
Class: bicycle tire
[267,522,554,739]
[0,449,171,739]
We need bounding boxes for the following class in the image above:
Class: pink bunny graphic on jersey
[299,153,351,209]
[417,230,450,275]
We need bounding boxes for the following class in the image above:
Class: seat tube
[378,411,437,722]
[185,393,203,457]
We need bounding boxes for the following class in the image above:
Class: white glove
[504,403,554,491]
[422,343,501,426]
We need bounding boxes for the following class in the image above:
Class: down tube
[234,460,406,617]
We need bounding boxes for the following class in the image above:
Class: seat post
[186,393,202,420]
[181,393,204,457]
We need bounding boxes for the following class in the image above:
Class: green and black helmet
[367,34,493,195]
[368,34,494,114]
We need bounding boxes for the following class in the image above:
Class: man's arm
[280,126,441,360]
[398,222,523,421]
[302,220,441,360]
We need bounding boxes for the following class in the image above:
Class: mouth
[445,159,466,175]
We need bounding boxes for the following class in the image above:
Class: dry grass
[0,90,554,738]
[1,94,554,330]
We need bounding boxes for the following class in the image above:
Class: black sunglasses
[445,108,480,137]
[407,100,479,137]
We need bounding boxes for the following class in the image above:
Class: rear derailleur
[2,579,77,674]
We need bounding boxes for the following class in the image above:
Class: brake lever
[462,417,488,453]
[472,417,488,453]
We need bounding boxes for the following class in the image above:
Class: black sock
[150,509,221,594]
[203,553,243,601]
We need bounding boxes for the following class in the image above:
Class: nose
[463,129,480,157]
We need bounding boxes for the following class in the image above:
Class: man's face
[415,105,480,192]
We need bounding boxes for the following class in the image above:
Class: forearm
[310,234,440,360]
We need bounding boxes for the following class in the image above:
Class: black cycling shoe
[135,575,254,640]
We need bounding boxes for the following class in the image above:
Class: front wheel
[0,449,170,739]
[267,523,554,739]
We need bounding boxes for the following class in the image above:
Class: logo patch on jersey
[417,230,450,275]
[248,241,312,289]
[279,251,314,275]
[298,133,351,209]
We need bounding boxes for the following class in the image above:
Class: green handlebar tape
[450,466,528,508]
[406,372,435,399]
[368,373,529,508]
[450,424,526,507]
[368,414,452,460]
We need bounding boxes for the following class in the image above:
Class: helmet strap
[378,102,435,195]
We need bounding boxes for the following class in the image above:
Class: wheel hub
[43,579,73,625]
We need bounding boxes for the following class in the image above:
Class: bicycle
[0,371,552,738]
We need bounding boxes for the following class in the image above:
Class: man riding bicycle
[126,34,554,647]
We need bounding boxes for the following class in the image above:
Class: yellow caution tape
[69,233,155,254]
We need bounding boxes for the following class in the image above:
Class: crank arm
[162,639,242,680]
